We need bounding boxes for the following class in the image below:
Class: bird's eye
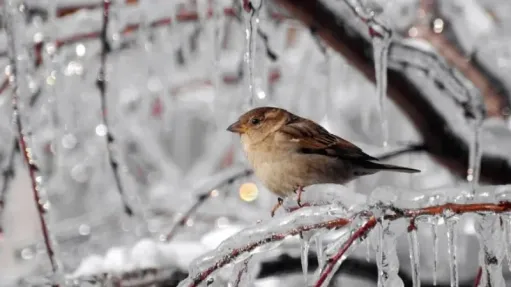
[251,118,261,125]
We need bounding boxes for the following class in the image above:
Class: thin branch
[473,266,482,287]
[97,0,133,216]
[165,168,253,241]
[314,216,377,287]
[375,143,426,161]
[4,2,61,280]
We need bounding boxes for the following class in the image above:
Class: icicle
[300,236,310,285]
[466,101,483,193]
[371,32,392,148]
[375,219,403,287]
[432,220,439,286]
[502,215,511,272]
[211,0,224,98]
[407,225,421,287]
[241,0,261,108]
[446,217,459,287]
[315,233,326,269]
[476,215,505,287]
[365,236,371,262]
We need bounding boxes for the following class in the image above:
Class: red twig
[178,200,511,287]
[4,4,61,282]
[233,258,251,287]
[473,266,482,287]
[186,217,350,287]
[314,217,377,287]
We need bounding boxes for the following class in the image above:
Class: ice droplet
[372,33,392,148]
[446,218,459,287]
[407,227,420,287]
[300,236,310,285]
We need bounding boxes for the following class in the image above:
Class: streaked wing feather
[280,117,378,161]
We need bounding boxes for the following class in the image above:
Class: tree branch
[272,0,511,184]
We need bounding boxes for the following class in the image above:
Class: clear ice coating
[407,227,420,287]
[300,235,310,285]
[314,232,326,270]
[372,33,391,148]
[182,204,350,286]
[432,219,439,286]
[446,218,459,287]
[475,215,505,287]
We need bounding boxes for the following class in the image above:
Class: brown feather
[279,113,378,161]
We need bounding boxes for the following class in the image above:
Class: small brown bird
[227,106,420,216]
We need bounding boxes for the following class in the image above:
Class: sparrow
[227,106,420,217]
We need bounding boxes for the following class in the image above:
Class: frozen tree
[0,0,511,286]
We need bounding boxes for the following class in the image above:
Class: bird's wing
[278,116,378,161]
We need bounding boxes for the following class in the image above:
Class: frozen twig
[473,266,482,287]
[97,0,134,216]
[3,1,61,281]
[178,200,511,287]
[314,216,376,287]
[165,168,253,241]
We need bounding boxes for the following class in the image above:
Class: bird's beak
[227,121,246,134]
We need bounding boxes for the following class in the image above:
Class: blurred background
[0,0,511,286]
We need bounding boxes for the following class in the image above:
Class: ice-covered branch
[176,205,351,287]
[176,184,511,287]
[272,0,511,184]
[3,0,62,281]
[97,0,134,216]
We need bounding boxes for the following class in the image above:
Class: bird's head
[227,106,289,144]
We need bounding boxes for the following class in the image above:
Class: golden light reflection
[239,182,259,202]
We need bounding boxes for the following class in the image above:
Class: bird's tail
[359,161,421,174]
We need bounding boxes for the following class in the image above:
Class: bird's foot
[271,197,284,217]
[294,186,305,207]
